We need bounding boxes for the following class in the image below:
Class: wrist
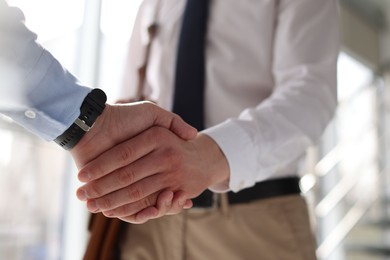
[194,133,230,191]
[54,88,107,151]
[70,103,113,168]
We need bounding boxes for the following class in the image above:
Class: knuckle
[88,183,103,198]
[140,196,153,209]
[97,197,113,210]
[113,205,127,217]
[127,186,144,201]
[118,145,135,164]
[117,203,138,217]
[117,167,135,186]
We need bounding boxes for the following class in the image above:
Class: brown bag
[83,5,160,259]
[83,213,124,260]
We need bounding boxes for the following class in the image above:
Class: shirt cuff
[4,107,79,141]
[202,119,258,193]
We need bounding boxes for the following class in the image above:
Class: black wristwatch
[54,88,107,150]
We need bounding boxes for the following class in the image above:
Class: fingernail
[78,189,87,201]
[88,200,99,212]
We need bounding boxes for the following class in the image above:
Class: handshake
[70,101,229,224]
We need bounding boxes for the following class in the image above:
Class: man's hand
[76,127,230,223]
[70,102,197,223]
[70,101,197,166]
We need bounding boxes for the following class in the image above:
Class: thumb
[169,115,198,140]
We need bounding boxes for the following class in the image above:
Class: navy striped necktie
[172,0,209,131]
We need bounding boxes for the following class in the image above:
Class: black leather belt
[192,176,301,208]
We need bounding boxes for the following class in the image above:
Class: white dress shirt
[0,0,90,141]
[121,0,340,192]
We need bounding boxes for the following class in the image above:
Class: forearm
[0,1,91,140]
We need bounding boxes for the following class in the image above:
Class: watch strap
[54,88,107,150]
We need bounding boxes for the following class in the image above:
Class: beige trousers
[120,195,317,260]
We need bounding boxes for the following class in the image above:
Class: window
[313,52,381,260]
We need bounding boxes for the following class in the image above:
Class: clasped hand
[70,101,229,224]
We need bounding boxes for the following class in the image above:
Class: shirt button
[25,110,36,119]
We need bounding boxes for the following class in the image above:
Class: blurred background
[1,0,390,259]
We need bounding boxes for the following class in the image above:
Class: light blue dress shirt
[0,0,91,141]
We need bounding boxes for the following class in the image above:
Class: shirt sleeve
[204,0,339,192]
[0,0,91,141]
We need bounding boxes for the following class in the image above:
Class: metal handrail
[316,192,378,259]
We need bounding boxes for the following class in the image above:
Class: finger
[77,144,173,201]
[77,155,161,201]
[151,105,197,141]
[169,115,198,140]
[116,190,178,224]
[184,199,193,209]
[87,174,164,212]
[165,191,189,215]
[134,191,192,221]
[153,190,174,218]
[100,191,160,218]
[117,206,159,224]
[130,207,159,224]
[103,205,160,224]
[130,190,173,222]
[78,128,159,182]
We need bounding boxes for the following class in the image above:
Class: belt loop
[211,192,220,210]
[220,193,229,216]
